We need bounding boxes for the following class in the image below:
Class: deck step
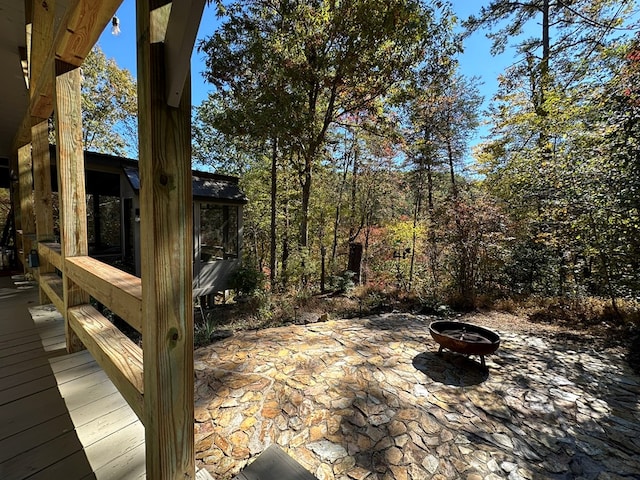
[232,444,318,480]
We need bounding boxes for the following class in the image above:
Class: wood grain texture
[32,118,56,304]
[18,144,35,271]
[31,119,55,244]
[65,256,143,333]
[40,273,64,314]
[164,0,206,107]
[67,304,144,421]
[56,0,122,67]
[39,242,63,271]
[30,0,56,101]
[53,63,88,353]
[137,1,195,477]
[17,1,123,147]
[0,286,144,478]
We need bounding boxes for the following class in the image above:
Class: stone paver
[194,314,640,480]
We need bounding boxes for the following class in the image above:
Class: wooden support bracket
[163,0,206,107]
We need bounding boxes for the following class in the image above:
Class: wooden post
[32,118,55,304]
[53,60,87,354]
[18,144,35,272]
[137,1,195,478]
[7,151,22,272]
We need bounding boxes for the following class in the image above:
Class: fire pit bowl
[429,321,500,370]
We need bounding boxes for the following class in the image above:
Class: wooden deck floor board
[0,338,47,359]
[0,346,52,370]
[0,413,73,464]
[76,404,139,447]
[57,371,118,411]
[54,358,104,385]
[49,349,96,373]
[0,363,53,391]
[68,391,129,428]
[88,442,145,480]
[0,330,41,348]
[25,449,96,480]
[83,421,145,472]
[0,282,145,479]
[0,387,70,440]
[0,369,59,405]
[1,429,86,479]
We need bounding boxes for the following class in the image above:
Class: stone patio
[193,313,640,480]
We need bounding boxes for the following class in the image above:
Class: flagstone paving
[193,313,640,480]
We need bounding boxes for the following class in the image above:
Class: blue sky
[95,1,530,146]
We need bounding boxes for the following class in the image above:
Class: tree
[469,1,638,297]
[199,0,446,250]
[80,46,138,156]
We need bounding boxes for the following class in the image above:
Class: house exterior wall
[192,200,244,297]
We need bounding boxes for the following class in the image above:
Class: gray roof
[123,166,248,204]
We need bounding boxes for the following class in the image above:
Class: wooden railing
[38,241,145,423]
[67,303,144,419]
[65,256,143,333]
[19,0,197,476]
[38,242,62,271]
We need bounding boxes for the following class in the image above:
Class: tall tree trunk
[300,152,312,249]
[409,170,423,290]
[269,138,278,287]
[281,188,290,289]
[426,161,439,289]
[447,137,457,199]
[320,245,326,293]
[348,155,359,242]
[331,144,353,268]
[362,220,372,285]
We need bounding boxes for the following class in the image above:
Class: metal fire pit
[429,321,500,370]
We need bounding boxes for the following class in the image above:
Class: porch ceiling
[0,0,75,161]
[0,1,29,160]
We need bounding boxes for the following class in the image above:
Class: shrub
[229,265,265,297]
[329,270,356,293]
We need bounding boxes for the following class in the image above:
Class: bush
[229,265,265,297]
[329,270,356,293]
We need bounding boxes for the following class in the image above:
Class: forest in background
[183,0,640,323]
[23,0,640,329]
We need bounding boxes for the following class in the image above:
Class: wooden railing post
[53,60,88,354]
[137,1,195,478]
[32,118,56,304]
[17,144,35,271]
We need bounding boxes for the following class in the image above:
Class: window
[199,204,239,262]
[87,194,122,255]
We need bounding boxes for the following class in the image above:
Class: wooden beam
[65,256,143,334]
[30,0,56,102]
[32,118,56,304]
[137,1,195,477]
[31,119,55,243]
[56,0,122,67]
[18,145,36,273]
[12,112,32,152]
[39,242,62,271]
[164,0,206,107]
[15,0,125,149]
[53,60,87,354]
[67,304,144,421]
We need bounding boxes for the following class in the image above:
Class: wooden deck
[0,276,145,480]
